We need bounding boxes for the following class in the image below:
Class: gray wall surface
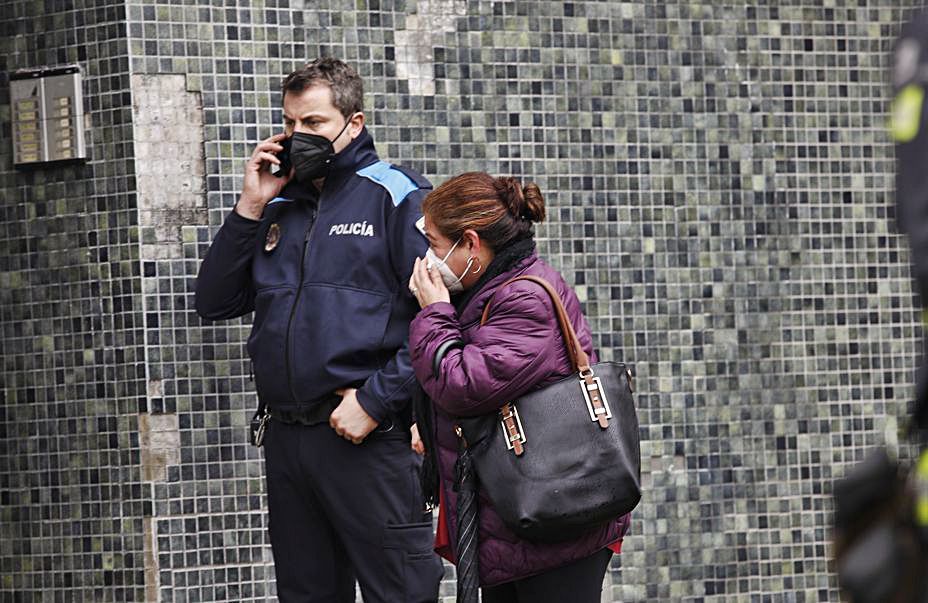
[0,1,924,601]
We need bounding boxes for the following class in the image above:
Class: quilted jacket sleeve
[409,286,573,417]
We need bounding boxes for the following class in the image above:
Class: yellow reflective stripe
[891,84,924,143]
[917,450,928,525]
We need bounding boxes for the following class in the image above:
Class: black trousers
[481,548,614,603]
[263,419,444,602]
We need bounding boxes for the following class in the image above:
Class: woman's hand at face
[409,256,450,309]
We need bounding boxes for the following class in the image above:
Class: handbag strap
[480,274,610,430]
[480,275,590,373]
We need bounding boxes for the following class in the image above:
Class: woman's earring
[470,258,482,275]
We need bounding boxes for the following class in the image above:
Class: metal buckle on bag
[500,404,526,456]
[580,373,612,427]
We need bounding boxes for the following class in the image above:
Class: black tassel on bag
[412,385,440,508]
[454,446,480,603]
[414,385,481,603]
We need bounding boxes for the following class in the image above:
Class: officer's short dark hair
[282,57,363,118]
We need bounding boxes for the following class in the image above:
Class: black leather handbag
[458,275,641,543]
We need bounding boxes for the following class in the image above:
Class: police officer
[195,57,444,602]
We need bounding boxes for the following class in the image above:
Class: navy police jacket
[195,128,430,423]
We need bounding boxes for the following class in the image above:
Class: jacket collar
[329,125,379,177]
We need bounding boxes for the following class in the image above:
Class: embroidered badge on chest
[264,223,281,252]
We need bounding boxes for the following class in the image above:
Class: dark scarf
[414,238,536,507]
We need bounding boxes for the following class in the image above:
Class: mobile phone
[271,136,292,177]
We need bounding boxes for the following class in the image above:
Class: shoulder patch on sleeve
[357,161,421,207]
[390,164,432,190]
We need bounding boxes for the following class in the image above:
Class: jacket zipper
[284,201,320,403]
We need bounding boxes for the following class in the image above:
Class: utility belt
[250,394,341,447]
[249,392,408,447]
[271,395,343,426]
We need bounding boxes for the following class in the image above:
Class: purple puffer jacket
[409,251,631,587]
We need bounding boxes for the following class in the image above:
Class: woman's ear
[463,229,481,255]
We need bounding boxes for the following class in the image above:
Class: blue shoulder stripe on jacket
[267,197,293,205]
[357,161,419,207]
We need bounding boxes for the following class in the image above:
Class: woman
[407,172,630,602]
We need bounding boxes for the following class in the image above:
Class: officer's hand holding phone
[235,132,293,221]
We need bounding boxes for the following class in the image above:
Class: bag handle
[480,274,590,373]
[480,274,611,430]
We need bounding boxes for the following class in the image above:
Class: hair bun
[493,177,521,216]
[494,177,546,224]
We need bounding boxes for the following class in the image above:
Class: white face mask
[425,237,474,294]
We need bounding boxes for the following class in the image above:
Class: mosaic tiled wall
[2,0,926,601]
[0,0,150,600]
